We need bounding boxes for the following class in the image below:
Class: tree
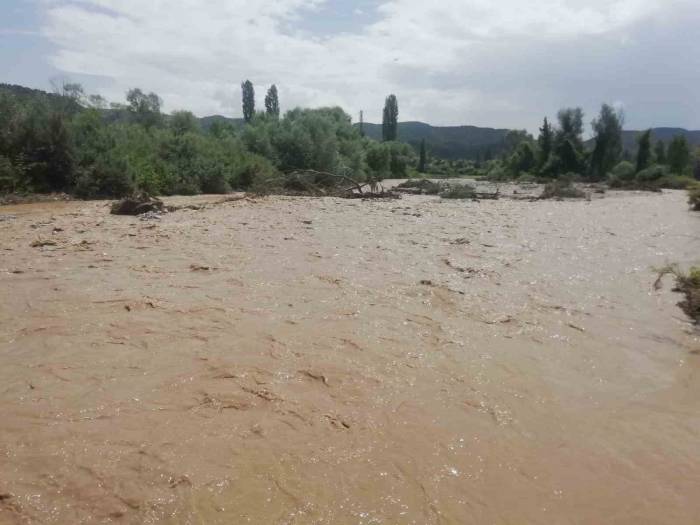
[87,94,107,110]
[502,130,532,155]
[509,142,536,175]
[654,140,666,164]
[537,117,553,172]
[126,88,162,128]
[418,139,427,173]
[264,85,279,119]
[552,108,585,175]
[382,94,398,142]
[170,111,199,136]
[366,142,391,181]
[45,111,75,190]
[556,108,584,150]
[241,80,255,123]
[667,135,691,174]
[589,104,624,180]
[635,129,652,173]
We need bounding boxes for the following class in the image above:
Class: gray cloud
[40,0,700,132]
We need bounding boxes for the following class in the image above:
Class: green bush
[610,161,635,181]
[73,154,134,199]
[635,164,668,183]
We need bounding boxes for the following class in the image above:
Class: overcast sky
[1,0,699,133]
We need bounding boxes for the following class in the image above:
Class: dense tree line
[2,83,698,198]
[0,83,415,197]
[487,104,699,189]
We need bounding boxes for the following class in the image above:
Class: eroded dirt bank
[0,190,699,524]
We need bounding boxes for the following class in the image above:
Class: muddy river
[0,187,698,524]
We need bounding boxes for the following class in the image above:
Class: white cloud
[40,0,700,132]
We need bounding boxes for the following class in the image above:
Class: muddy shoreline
[1,188,699,524]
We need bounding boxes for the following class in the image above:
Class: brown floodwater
[0,187,698,524]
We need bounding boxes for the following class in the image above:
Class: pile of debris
[110,193,166,216]
[395,179,445,195]
[252,169,399,199]
[539,180,587,200]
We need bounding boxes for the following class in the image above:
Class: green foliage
[382,95,399,142]
[170,111,200,136]
[556,108,584,151]
[73,154,134,199]
[508,141,537,175]
[241,80,255,124]
[636,129,652,173]
[610,161,636,182]
[537,117,553,172]
[502,130,533,155]
[654,140,667,164]
[667,135,691,174]
[265,85,280,119]
[635,164,667,183]
[126,88,162,128]
[365,141,391,180]
[386,141,416,178]
[589,104,624,181]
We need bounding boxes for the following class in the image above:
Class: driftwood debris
[111,193,165,215]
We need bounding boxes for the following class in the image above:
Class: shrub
[609,161,635,182]
[73,154,134,199]
[635,164,667,183]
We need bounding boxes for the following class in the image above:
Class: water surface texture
[1,190,698,524]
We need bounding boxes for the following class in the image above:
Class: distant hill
[199,115,244,131]
[0,83,81,112]
[359,121,511,160]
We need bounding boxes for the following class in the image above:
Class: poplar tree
[537,117,553,171]
[382,95,398,142]
[667,135,691,174]
[264,85,279,118]
[635,129,652,173]
[241,80,255,123]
